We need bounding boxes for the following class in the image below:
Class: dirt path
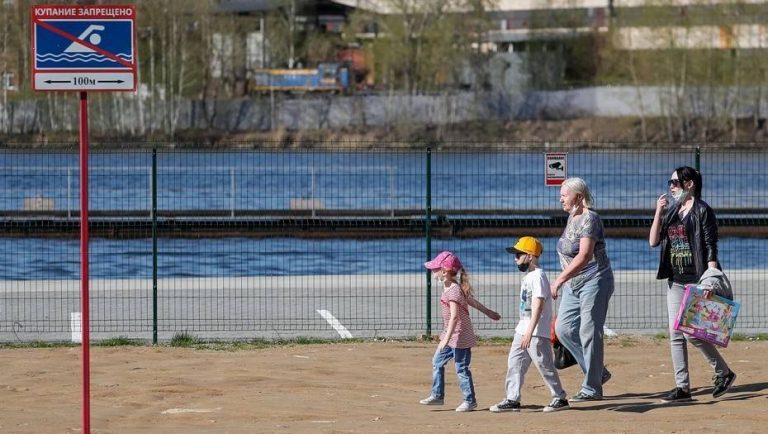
[1,337,766,433]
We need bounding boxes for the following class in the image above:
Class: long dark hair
[675,166,702,199]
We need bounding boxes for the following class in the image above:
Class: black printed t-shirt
[666,212,698,284]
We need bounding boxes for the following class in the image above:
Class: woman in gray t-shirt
[550,177,614,401]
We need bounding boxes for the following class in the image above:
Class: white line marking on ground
[604,326,618,337]
[161,408,221,415]
[316,309,353,339]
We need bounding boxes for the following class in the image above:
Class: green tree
[346,0,498,93]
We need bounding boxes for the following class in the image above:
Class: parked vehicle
[251,63,350,93]
[336,46,374,89]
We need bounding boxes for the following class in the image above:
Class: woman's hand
[656,194,669,214]
[486,310,501,321]
[650,194,668,246]
[550,279,562,300]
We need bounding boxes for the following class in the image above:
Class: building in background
[612,0,768,50]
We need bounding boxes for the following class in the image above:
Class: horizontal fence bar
[1,216,766,239]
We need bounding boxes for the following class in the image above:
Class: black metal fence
[0,143,766,342]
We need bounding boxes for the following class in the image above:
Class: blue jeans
[431,346,475,403]
[555,272,614,398]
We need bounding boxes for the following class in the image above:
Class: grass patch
[616,336,641,347]
[95,336,143,347]
[165,335,377,351]
[169,332,201,347]
[0,340,78,349]
[190,337,373,351]
[478,336,513,345]
[731,333,768,342]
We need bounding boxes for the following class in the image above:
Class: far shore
[2,118,767,149]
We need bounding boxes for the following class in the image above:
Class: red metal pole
[79,91,91,433]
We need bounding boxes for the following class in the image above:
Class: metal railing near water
[0,143,766,342]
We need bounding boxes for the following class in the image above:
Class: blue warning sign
[32,5,136,91]
[35,21,134,70]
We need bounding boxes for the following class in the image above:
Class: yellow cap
[506,236,543,257]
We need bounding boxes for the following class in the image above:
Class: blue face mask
[671,188,688,203]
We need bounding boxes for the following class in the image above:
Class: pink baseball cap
[424,251,463,272]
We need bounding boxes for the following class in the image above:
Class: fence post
[230,167,236,218]
[67,168,72,218]
[695,146,701,171]
[425,146,432,337]
[152,148,158,345]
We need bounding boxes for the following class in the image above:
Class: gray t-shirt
[556,209,612,290]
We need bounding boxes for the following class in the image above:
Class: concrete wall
[1,87,766,135]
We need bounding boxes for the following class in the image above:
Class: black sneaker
[489,399,521,413]
[570,391,601,402]
[543,397,570,413]
[712,371,737,398]
[660,387,692,403]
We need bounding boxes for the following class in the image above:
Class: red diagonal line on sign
[34,17,133,69]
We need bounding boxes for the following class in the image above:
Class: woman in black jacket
[649,166,736,403]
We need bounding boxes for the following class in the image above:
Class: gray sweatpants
[504,333,566,402]
[666,281,731,390]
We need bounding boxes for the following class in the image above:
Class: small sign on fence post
[545,152,567,186]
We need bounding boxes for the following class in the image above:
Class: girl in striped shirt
[419,251,501,412]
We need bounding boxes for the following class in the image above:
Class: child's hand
[487,310,501,321]
[520,330,533,349]
[437,339,448,352]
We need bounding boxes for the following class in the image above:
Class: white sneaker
[455,401,478,412]
[419,395,444,405]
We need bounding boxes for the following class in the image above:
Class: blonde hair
[459,268,474,299]
[562,177,594,208]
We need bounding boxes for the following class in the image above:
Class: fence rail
[0,144,766,342]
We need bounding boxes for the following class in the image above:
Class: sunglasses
[667,179,682,187]
[515,252,526,259]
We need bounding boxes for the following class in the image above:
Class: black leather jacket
[654,198,719,281]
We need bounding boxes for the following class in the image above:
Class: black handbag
[553,340,578,370]
[551,316,578,370]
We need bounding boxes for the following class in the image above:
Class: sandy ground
[1,337,766,434]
